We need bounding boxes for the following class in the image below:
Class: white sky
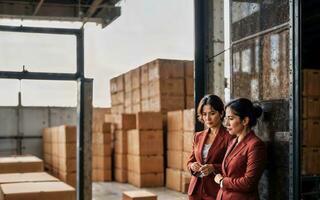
[0,0,194,107]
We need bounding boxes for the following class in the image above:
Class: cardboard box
[92,169,112,182]
[167,131,183,151]
[132,68,141,89]
[148,79,185,97]
[92,143,112,157]
[92,132,112,145]
[303,69,320,96]
[305,97,320,118]
[132,89,141,104]
[92,156,112,170]
[186,96,194,109]
[184,61,194,78]
[127,130,163,156]
[110,75,124,94]
[148,59,184,81]
[0,181,75,200]
[115,154,127,170]
[0,172,58,184]
[58,158,76,173]
[185,77,194,96]
[128,171,164,187]
[165,168,182,192]
[0,156,43,174]
[58,126,76,144]
[183,109,195,132]
[136,112,162,130]
[181,171,191,193]
[59,142,76,159]
[141,84,149,100]
[302,148,320,175]
[133,103,141,113]
[167,150,183,170]
[127,155,163,173]
[43,142,52,155]
[92,108,111,133]
[59,172,76,188]
[113,114,136,130]
[140,64,149,84]
[125,71,132,92]
[149,96,185,113]
[303,119,320,147]
[122,190,157,200]
[183,131,194,152]
[111,104,125,114]
[141,99,150,112]
[115,168,127,183]
[125,92,132,107]
[115,130,128,154]
[167,110,184,131]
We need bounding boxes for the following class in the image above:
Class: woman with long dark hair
[187,94,233,200]
[214,98,266,200]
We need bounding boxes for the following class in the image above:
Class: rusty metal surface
[231,0,289,41]
[231,30,289,101]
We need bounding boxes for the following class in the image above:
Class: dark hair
[197,94,225,123]
[225,98,262,127]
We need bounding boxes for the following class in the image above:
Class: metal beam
[0,25,80,35]
[0,71,78,81]
[33,0,44,16]
[85,0,103,18]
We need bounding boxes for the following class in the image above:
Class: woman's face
[224,107,245,136]
[202,105,222,129]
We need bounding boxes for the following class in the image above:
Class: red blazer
[187,127,233,197]
[217,131,266,200]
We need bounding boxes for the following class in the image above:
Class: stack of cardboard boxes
[111,74,125,114]
[166,109,194,193]
[92,108,112,182]
[127,112,164,187]
[113,114,136,183]
[0,156,75,200]
[302,69,320,175]
[42,126,76,187]
[111,59,194,116]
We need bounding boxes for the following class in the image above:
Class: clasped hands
[191,162,214,176]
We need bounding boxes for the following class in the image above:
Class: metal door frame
[0,25,92,200]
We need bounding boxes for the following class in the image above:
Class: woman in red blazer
[214,98,266,200]
[187,94,234,200]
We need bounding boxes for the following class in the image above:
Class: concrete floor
[93,182,188,200]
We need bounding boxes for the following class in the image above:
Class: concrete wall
[0,106,76,158]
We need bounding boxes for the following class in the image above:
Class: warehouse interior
[0,0,319,200]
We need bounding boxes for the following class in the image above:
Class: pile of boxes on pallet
[110,59,194,115]
[302,69,320,175]
[43,125,77,187]
[166,109,195,193]
[0,156,75,200]
[127,112,164,187]
[112,113,136,183]
[92,108,113,182]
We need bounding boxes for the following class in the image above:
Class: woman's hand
[191,162,202,172]
[199,164,214,176]
[214,173,223,184]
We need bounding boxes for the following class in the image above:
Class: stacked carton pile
[42,125,76,187]
[0,172,75,200]
[110,59,194,116]
[0,156,43,174]
[166,109,194,193]
[302,69,320,175]
[127,112,164,187]
[113,114,136,183]
[111,74,125,114]
[92,108,112,182]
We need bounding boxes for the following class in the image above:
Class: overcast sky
[0,0,194,107]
